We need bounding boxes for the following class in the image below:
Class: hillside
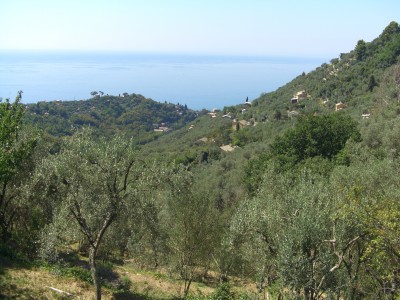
[249,21,400,119]
[2,21,400,299]
[139,21,400,159]
[23,93,198,142]
[136,21,400,207]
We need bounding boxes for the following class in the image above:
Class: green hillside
[2,21,400,299]
[143,21,400,155]
[23,92,198,142]
[137,21,400,206]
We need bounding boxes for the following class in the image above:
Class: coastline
[0,51,327,110]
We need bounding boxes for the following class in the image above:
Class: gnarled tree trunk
[89,246,101,300]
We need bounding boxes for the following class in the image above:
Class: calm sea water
[0,51,327,110]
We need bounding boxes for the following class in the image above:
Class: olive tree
[331,159,400,297]
[231,165,357,299]
[164,168,221,298]
[0,92,37,243]
[33,129,139,300]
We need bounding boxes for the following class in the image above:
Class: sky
[0,0,399,57]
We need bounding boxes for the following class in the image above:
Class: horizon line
[0,48,333,60]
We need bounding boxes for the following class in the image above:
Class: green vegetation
[2,21,400,299]
[24,93,198,141]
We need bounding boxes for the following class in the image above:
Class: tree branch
[70,202,94,247]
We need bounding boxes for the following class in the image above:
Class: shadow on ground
[113,291,150,300]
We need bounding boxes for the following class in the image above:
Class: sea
[0,51,328,110]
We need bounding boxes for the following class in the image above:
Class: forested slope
[23,92,198,142]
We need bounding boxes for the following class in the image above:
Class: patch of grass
[153,272,170,281]
[113,290,151,300]
[1,254,258,299]
[41,263,93,284]
[0,266,103,299]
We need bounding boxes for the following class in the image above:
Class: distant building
[291,90,309,104]
[362,113,371,119]
[296,90,308,99]
[335,102,347,111]
[153,123,170,132]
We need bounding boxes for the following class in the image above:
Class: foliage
[330,159,400,297]
[209,283,235,300]
[32,128,142,299]
[0,92,38,247]
[244,113,360,194]
[23,93,197,141]
[165,167,221,297]
[0,93,37,187]
[46,263,94,284]
[355,40,367,61]
[270,113,360,165]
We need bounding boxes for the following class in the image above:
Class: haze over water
[0,51,327,110]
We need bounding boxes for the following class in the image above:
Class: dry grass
[0,259,258,299]
[114,264,215,299]
[0,266,112,299]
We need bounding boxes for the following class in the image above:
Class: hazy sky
[1,0,399,57]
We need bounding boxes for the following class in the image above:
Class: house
[335,102,347,111]
[153,123,170,132]
[362,113,371,119]
[208,112,218,118]
[154,127,170,133]
[291,90,309,104]
[296,90,308,99]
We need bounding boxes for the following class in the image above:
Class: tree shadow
[113,291,150,300]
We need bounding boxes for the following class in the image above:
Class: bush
[209,283,235,300]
